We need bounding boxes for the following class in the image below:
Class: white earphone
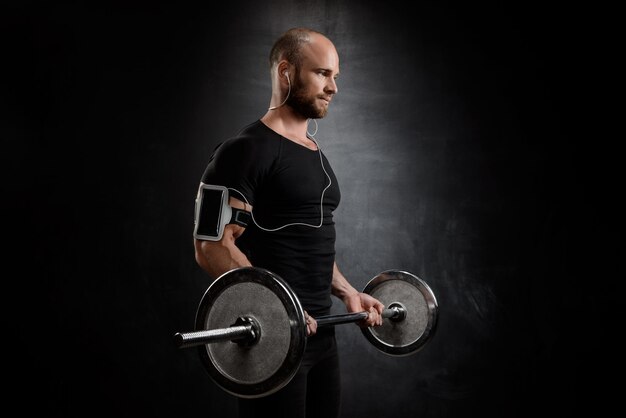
[269,70,291,110]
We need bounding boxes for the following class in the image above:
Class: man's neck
[260,110,317,150]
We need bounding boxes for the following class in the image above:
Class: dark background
[3,1,615,417]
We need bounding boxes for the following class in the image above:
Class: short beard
[286,72,328,119]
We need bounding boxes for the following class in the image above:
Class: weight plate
[361,270,438,356]
[195,267,306,398]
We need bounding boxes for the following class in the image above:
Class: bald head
[269,28,334,69]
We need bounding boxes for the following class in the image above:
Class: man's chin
[315,108,328,119]
[290,101,328,119]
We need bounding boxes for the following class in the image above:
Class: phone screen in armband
[193,184,232,241]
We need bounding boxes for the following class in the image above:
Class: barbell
[174,266,438,398]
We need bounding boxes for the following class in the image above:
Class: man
[194,27,384,418]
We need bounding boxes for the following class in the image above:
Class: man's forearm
[330,262,359,302]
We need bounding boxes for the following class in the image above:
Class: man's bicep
[229,196,252,212]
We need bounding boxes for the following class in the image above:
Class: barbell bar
[174,304,406,349]
[174,266,438,398]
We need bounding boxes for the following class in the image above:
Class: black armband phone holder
[193,183,251,241]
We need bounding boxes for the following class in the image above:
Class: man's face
[286,69,332,119]
[286,35,339,119]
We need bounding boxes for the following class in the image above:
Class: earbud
[269,70,291,111]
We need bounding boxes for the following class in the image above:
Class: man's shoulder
[222,120,280,149]
[214,120,280,162]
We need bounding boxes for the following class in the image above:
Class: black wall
[4,1,614,417]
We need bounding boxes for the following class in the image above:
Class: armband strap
[230,208,252,228]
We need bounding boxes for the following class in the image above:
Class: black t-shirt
[201,120,341,315]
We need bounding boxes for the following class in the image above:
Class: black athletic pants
[238,327,341,418]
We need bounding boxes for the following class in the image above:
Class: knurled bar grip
[174,324,253,349]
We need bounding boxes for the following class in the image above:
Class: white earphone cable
[268,72,291,110]
[228,135,331,231]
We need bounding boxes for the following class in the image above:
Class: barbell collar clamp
[386,302,407,322]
